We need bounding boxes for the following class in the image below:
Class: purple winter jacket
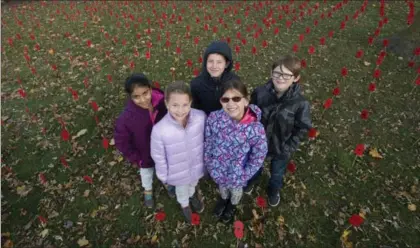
[114,88,167,168]
[151,109,206,186]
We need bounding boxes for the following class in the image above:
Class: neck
[276,90,285,98]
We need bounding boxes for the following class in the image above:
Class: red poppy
[287,161,296,173]
[176,47,181,54]
[194,37,200,45]
[320,37,326,46]
[416,77,420,85]
[349,214,364,227]
[39,173,47,185]
[193,68,200,76]
[360,109,369,120]
[38,215,47,224]
[328,30,334,38]
[107,74,112,82]
[308,128,317,138]
[203,23,209,31]
[71,90,79,101]
[301,59,307,68]
[198,56,203,64]
[34,43,40,51]
[262,40,268,48]
[341,67,348,77]
[251,46,257,55]
[374,28,381,37]
[368,82,376,92]
[60,156,69,168]
[323,98,333,109]
[61,128,70,141]
[191,213,200,225]
[102,137,109,150]
[308,45,315,55]
[30,33,35,40]
[373,69,381,79]
[355,49,364,59]
[368,37,374,46]
[226,37,231,44]
[236,31,241,39]
[186,59,193,68]
[235,62,240,71]
[18,88,27,98]
[86,40,92,47]
[241,38,247,45]
[354,144,365,156]
[145,51,151,60]
[51,64,58,71]
[340,21,346,30]
[376,57,384,66]
[292,44,299,53]
[274,27,280,35]
[83,175,93,184]
[155,211,166,221]
[314,19,319,26]
[256,196,267,208]
[305,27,311,34]
[91,101,99,112]
[379,51,387,58]
[212,26,218,33]
[286,20,292,29]
[234,220,244,239]
[153,81,160,89]
[332,87,340,96]
[83,77,89,88]
[414,47,420,56]
[299,34,304,42]
[122,39,127,46]
[408,61,415,68]
[382,39,389,47]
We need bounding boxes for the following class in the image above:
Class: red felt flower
[374,28,381,37]
[340,21,346,30]
[130,61,135,70]
[373,69,381,79]
[299,34,304,42]
[287,161,296,173]
[83,175,93,184]
[328,30,334,38]
[414,47,420,56]
[301,59,307,68]
[308,128,317,138]
[368,82,376,92]
[305,27,311,34]
[308,45,315,55]
[176,47,181,54]
[86,40,92,47]
[355,49,364,59]
[145,51,151,60]
[198,56,203,64]
[102,137,109,150]
[212,26,218,33]
[107,74,112,82]
[292,44,299,53]
[91,101,99,112]
[39,173,47,185]
[408,61,415,68]
[314,19,319,26]
[416,77,420,85]
[286,20,292,29]
[332,87,340,96]
[60,156,69,168]
[262,40,268,48]
[376,57,384,66]
[256,196,267,208]
[234,220,244,239]
[241,38,247,45]
[274,27,280,35]
[193,68,200,76]
[235,62,240,71]
[61,128,70,141]
[38,215,47,224]
[251,46,257,55]
[155,211,166,221]
[323,98,333,109]
[34,43,40,51]
[236,31,241,39]
[382,39,389,47]
[194,36,200,45]
[320,37,326,46]
[191,213,200,225]
[360,109,369,120]
[341,67,348,77]
[349,214,364,227]
[186,59,193,68]
[153,81,160,89]
[354,144,365,156]
[18,88,27,98]
[368,37,374,46]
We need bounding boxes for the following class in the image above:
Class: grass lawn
[1,1,419,247]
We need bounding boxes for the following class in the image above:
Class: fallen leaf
[73,129,88,140]
[40,229,49,238]
[369,148,383,159]
[252,209,259,220]
[151,234,158,244]
[3,240,13,248]
[16,185,32,197]
[363,61,371,66]
[48,49,55,55]
[109,138,115,145]
[277,216,285,226]
[408,203,416,211]
[83,190,90,197]
[77,237,89,247]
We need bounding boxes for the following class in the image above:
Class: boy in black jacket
[249,55,312,207]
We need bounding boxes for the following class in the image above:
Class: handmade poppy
[251,46,257,55]
[355,49,364,58]
[349,214,364,227]
[18,88,27,98]
[91,101,99,112]
[262,40,268,48]
[83,175,93,184]
[368,37,374,45]
[39,173,47,184]
[155,211,166,221]
[234,220,244,239]
[341,67,348,77]
[299,34,304,42]
[191,213,200,225]
[301,59,307,68]
[308,128,317,138]
[320,37,326,46]
[235,62,240,71]
[38,215,47,224]
[292,44,299,53]
[287,161,297,173]
[323,98,333,109]
[193,68,200,76]
[145,51,151,60]
[194,36,200,45]
[186,59,193,68]
[332,87,340,96]
[86,40,92,47]
[340,21,346,30]
[328,30,334,38]
[102,137,109,150]
[308,45,315,55]
[60,156,69,168]
[241,38,247,45]
[107,74,112,82]
[416,77,420,85]
[373,69,381,79]
[360,109,369,120]
[256,196,267,208]
[354,144,365,156]
[408,61,415,68]
[368,82,376,92]
[274,27,280,35]
[61,128,70,141]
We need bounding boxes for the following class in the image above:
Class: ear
[164,100,169,108]
[293,75,301,82]
[244,97,250,107]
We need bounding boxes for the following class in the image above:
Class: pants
[219,186,243,205]
[139,168,154,191]
[175,181,198,208]
[267,156,288,196]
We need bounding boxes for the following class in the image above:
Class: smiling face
[131,85,152,109]
[206,53,228,78]
[166,93,192,125]
[271,65,300,93]
[220,89,249,121]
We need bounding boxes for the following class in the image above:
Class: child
[204,78,268,224]
[250,55,312,207]
[190,40,240,115]
[114,73,172,209]
[151,81,206,223]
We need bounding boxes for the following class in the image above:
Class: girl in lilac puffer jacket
[151,81,206,224]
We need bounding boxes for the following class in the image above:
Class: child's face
[206,53,228,78]
[165,93,192,124]
[131,85,152,109]
[220,89,249,121]
[271,65,300,93]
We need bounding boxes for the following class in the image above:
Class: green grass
[1,1,420,247]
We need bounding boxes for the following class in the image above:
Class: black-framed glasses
[220,96,243,103]
[272,71,294,80]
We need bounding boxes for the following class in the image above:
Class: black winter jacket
[251,81,312,160]
[190,41,240,115]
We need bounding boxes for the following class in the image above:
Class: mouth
[226,107,238,114]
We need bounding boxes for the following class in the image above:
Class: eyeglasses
[220,96,243,103]
[272,71,294,80]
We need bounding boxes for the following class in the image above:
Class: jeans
[219,186,243,205]
[267,156,288,196]
[175,181,198,208]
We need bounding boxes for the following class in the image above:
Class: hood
[126,88,164,112]
[266,80,302,101]
[246,104,262,122]
[201,41,234,79]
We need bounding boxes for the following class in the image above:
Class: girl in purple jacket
[114,73,170,208]
[151,81,206,223]
[204,79,268,224]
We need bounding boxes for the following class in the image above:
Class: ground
[1,1,420,248]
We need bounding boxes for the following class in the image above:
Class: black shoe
[221,201,236,224]
[182,206,192,224]
[243,185,254,195]
[190,193,205,213]
[268,192,280,207]
[213,197,228,218]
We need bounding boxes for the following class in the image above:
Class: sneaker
[243,185,254,195]
[167,185,176,198]
[268,192,280,207]
[144,190,154,208]
[189,193,205,213]
[182,206,192,223]
[221,201,236,224]
[213,197,229,218]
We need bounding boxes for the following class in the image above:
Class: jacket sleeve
[150,127,168,184]
[114,117,142,165]
[282,101,312,159]
[250,88,258,105]
[243,123,268,183]
[190,81,201,110]
[204,113,216,179]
